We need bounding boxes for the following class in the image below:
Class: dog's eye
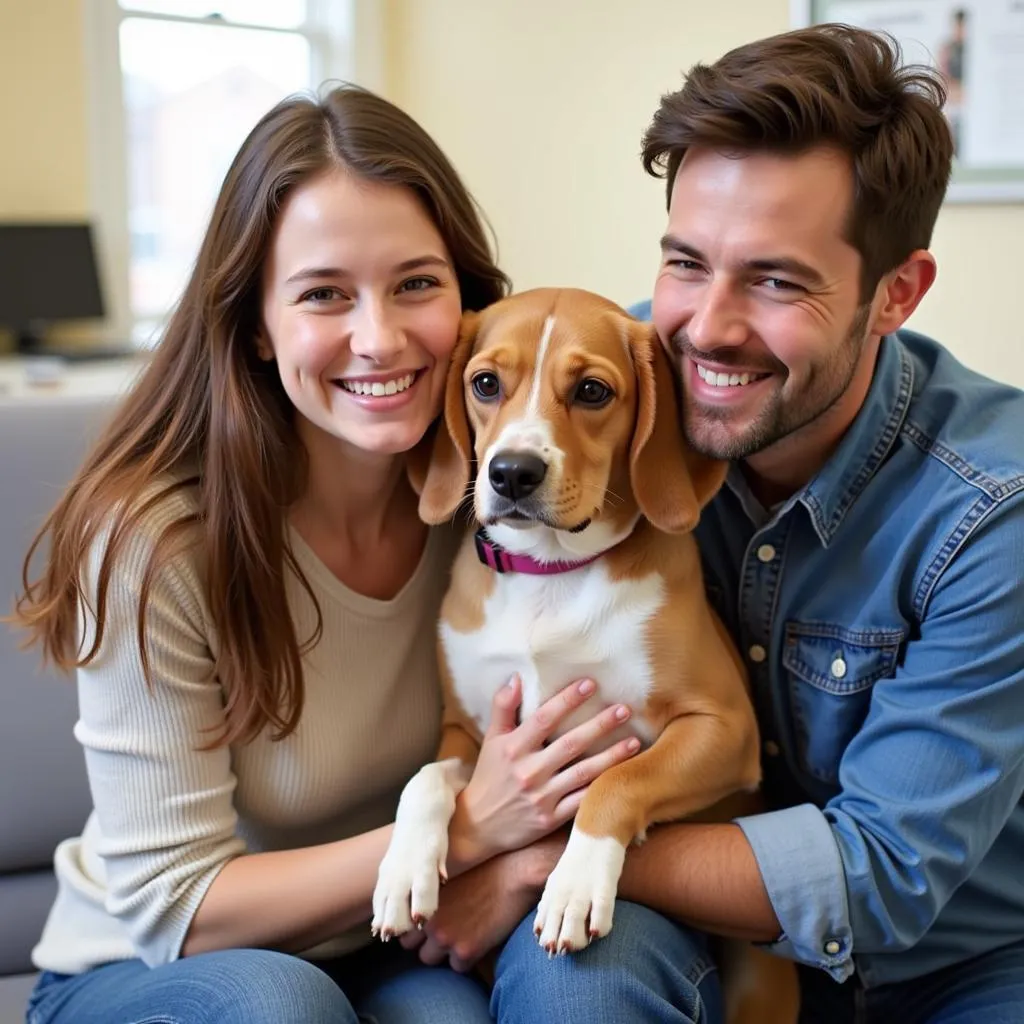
[471,372,501,401]
[574,378,613,407]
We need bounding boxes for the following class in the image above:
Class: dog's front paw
[370,760,464,941]
[533,828,626,955]
[371,826,447,941]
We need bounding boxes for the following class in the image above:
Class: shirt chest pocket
[783,622,905,786]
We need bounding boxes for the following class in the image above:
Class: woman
[14,84,644,1024]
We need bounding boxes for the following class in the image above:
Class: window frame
[82,0,385,345]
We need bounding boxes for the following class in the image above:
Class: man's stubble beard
[673,304,872,461]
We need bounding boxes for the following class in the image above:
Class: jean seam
[685,956,716,988]
[688,954,717,1023]
[25,999,178,1024]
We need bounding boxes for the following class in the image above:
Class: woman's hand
[448,675,640,867]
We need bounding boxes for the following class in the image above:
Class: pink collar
[474,528,601,575]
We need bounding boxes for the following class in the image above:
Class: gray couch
[0,389,118,1023]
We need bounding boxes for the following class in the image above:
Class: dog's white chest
[440,562,664,744]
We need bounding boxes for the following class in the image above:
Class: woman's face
[260,169,463,458]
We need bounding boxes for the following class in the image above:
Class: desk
[0,355,146,406]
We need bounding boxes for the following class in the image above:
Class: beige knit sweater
[31,484,456,974]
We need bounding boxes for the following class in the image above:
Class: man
[409,23,1024,1023]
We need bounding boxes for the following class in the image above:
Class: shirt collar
[725,334,915,547]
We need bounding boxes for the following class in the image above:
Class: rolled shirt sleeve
[736,804,854,981]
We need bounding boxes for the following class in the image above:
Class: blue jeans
[26,901,720,1023]
[797,936,1024,1023]
[492,900,720,1023]
[26,943,490,1024]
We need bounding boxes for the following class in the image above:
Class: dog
[372,287,798,1022]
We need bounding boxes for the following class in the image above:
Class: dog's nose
[488,451,548,501]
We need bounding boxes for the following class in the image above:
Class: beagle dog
[373,287,798,1022]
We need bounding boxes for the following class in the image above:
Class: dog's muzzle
[488,450,548,502]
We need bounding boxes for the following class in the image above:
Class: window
[86,0,374,345]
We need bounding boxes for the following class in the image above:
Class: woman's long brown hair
[13,84,509,747]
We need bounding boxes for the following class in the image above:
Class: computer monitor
[0,222,106,354]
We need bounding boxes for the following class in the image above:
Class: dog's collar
[474,527,601,575]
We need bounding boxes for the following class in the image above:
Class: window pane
[119,17,311,334]
[119,0,307,30]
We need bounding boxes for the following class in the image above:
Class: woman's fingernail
[627,738,641,752]
[615,705,630,720]
[507,674,519,688]
[578,679,596,696]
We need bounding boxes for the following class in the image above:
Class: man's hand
[400,837,564,972]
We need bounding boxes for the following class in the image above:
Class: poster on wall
[792,0,1024,201]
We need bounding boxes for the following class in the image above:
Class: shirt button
[764,740,780,757]
[824,939,842,956]
[748,644,767,663]
[756,543,776,563]
[830,657,848,679]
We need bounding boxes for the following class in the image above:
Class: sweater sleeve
[74,501,245,967]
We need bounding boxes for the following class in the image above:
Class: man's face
[651,145,878,462]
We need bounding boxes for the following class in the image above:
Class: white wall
[385,0,1024,387]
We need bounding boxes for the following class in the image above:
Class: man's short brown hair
[641,24,954,299]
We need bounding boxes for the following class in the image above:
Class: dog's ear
[409,311,480,524]
[628,320,727,533]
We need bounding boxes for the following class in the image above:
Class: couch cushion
[0,397,114,875]
[0,869,56,975]
[0,972,38,1024]
[0,672,88,874]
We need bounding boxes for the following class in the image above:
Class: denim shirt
[629,304,1024,989]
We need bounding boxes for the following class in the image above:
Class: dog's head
[409,288,727,561]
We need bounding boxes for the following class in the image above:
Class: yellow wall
[386,0,1024,387]
[0,0,89,219]
[2,0,1021,382]
[0,0,90,350]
